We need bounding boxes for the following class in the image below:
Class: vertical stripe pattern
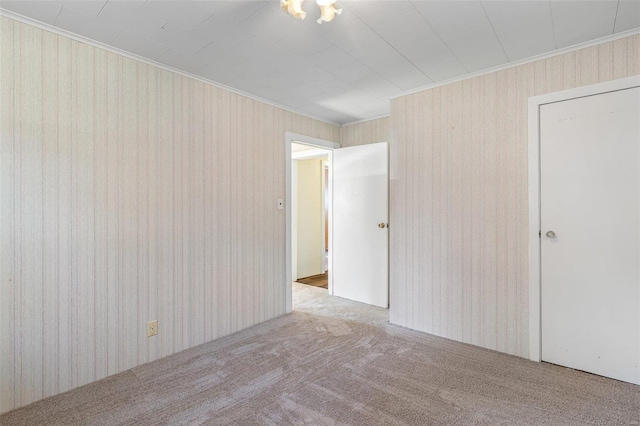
[0,17,339,414]
[388,34,640,358]
[341,35,640,360]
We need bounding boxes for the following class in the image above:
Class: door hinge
[539,230,541,238]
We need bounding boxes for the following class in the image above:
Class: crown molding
[3,8,638,127]
[0,9,343,127]
[341,114,391,127]
[391,27,640,100]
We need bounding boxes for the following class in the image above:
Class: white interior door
[540,87,640,385]
[332,142,388,308]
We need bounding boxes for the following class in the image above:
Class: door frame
[527,75,640,362]
[322,159,330,268]
[285,132,340,313]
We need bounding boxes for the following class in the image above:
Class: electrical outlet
[147,320,158,337]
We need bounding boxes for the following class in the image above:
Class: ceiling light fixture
[281,0,306,20]
[281,0,342,24]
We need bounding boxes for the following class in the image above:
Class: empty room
[1,0,639,424]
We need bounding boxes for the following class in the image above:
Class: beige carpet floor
[2,283,639,425]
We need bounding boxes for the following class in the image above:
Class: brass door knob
[378,223,387,229]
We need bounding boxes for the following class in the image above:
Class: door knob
[378,223,387,229]
[546,230,556,238]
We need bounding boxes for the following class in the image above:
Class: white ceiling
[2,0,639,124]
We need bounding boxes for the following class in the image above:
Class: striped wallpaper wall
[389,34,640,358]
[0,16,339,414]
[340,117,390,148]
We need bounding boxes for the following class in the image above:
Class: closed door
[332,142,388,308]
[540,87,640,384]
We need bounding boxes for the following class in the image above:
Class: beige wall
[0,16,339,414]
[389,34,640,358]
[295,158,326,279]
[341,117,390,148]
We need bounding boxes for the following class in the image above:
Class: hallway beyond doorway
[296,273,328,289]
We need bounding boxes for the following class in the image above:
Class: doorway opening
[285,132,390,314]
[291,142,331,291]
[285,132,340,313]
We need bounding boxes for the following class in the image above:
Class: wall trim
[342,114,390,127]
[527,75,640,363]
[285,132,339,313]
[3,9,638,127]
[0,9,342,127]
[393,28,640,100]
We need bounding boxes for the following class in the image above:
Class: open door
[332,142,388,308]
